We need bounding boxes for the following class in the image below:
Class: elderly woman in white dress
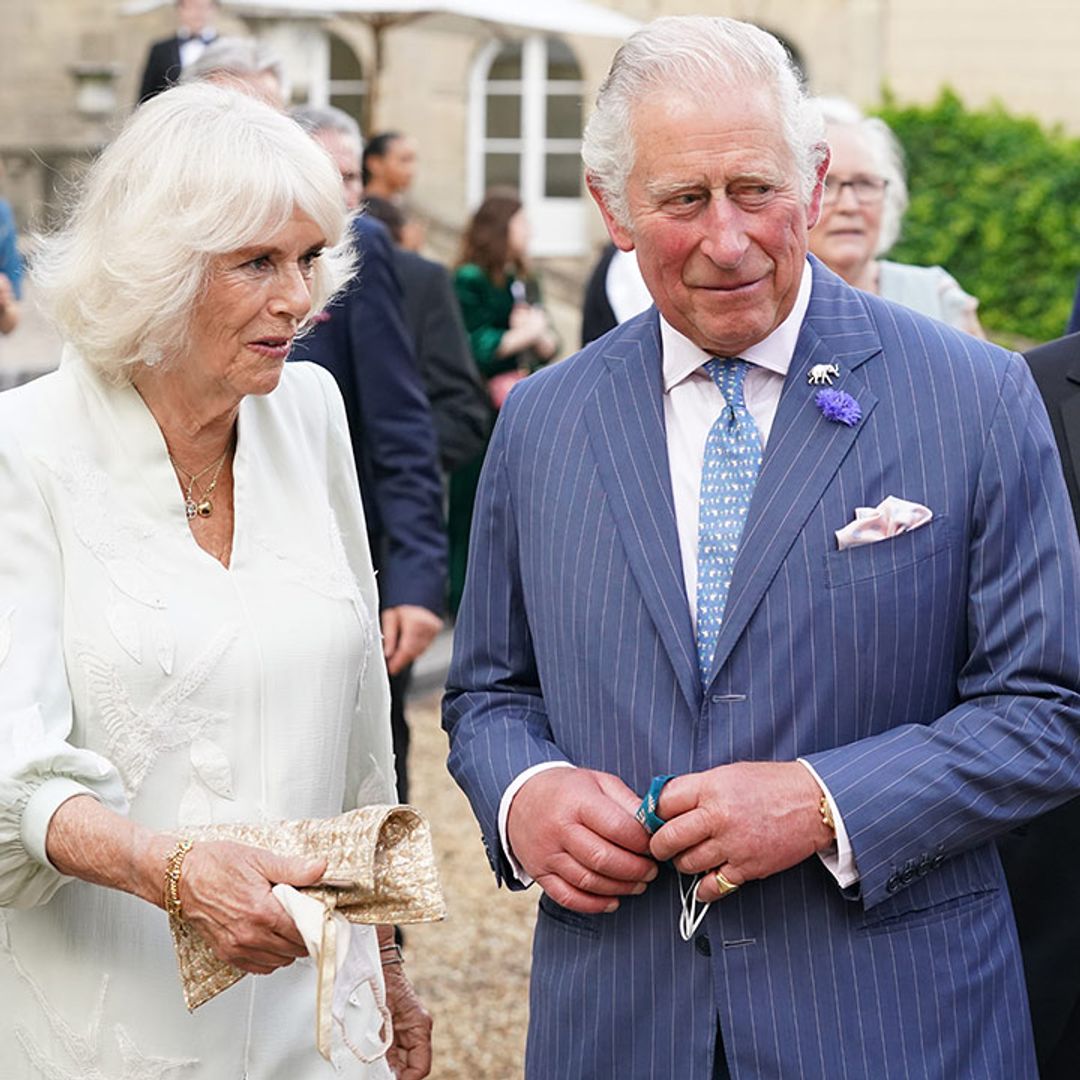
[808,97,985,338]
[0,84,431,1078]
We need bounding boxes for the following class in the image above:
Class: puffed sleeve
[310,364,397,809]
[0,412,127,908]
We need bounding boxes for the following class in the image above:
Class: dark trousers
[714,1023,731,1079]
[389,665,413,803]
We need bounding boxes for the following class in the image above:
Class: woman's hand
[383,964,433,1079]
[45,797,324,975]
[176,840,326,975]
[496,304,549,360]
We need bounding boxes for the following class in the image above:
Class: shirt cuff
[497,761,576,886]
[21,778,100,869]
[796,758,859,888]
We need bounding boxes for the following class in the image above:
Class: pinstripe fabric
[443,257,1080,1078]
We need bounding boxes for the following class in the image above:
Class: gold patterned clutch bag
[169,804,446,1010]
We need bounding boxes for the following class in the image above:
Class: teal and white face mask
[636,774,712,941]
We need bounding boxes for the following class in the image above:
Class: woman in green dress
[448,190,558,613]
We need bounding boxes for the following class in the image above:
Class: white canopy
[121,0,641,39]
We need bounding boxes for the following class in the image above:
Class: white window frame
[468,35,587,257]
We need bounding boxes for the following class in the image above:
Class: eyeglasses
[821,176,888,206]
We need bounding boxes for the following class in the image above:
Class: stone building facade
[2,1,1077,273]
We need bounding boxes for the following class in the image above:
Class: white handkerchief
[272,884,393,1076]
[835,496,933,551]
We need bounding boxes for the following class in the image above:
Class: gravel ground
[401,692,536,1079]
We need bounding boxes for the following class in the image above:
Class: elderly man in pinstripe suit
[443,16,1080,1079]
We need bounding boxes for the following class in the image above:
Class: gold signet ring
[714,869,739,897]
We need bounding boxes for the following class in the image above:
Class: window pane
[329,33,363,81]
[330,93,366,128]
[486,153,521,191]
[489,42,523,80]
[546,38,581,81]
[545,153,581,198]
[486,94,521,139]
[546,94,582,140]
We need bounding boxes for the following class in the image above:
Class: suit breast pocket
[824,515,954,589]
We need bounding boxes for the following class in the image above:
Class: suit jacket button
[900,866,918,884]
[930,854,945,869]
[695,935,712,957]
[886,873,901,893]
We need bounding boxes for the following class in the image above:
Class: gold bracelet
[163,839,193,922]
[818,794,836,836]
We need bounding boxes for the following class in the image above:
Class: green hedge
[874,90,1080,345]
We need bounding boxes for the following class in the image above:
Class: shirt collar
[660,258,813,393]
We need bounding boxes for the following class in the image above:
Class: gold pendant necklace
[170,444,231,520]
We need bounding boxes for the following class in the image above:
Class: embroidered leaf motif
[105,603,142,664]
[252,509,377,698]
[7,964,198,1079]
[76,625,238,798]
[42,450,168,609]
[0,608,12,670]
[189,737,235,799]
[116,1024,199,1077]
[104,562,166,610]
[153,620,175,677]
[354,753,396,806]
[177,781,213,827]
[5,936,196,1079]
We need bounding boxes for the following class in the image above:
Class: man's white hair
[583,16,827,228]
[33,82,353,382]
[815,97,910,255]
[291,104,363,147]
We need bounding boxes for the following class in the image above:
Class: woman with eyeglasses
[809,98,985,338]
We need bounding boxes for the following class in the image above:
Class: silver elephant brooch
[807,363,840,386]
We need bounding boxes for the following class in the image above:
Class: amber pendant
[196,499,213,518]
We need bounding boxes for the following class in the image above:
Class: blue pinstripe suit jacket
[443,258,1080,1078]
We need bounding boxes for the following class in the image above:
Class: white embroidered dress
[0,351,396,1079]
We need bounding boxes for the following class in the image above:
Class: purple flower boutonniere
[815,388,862,427]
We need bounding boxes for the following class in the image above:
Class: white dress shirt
[500,260,857,889]
[605,248,653,325]
[178,31,215,71]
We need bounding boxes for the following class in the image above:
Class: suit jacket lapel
[584,312,701,715]
[707,260,882,684]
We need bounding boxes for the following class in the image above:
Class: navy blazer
[445,258,1080,1078]
[291,216,445,615]
[393,248,488,474]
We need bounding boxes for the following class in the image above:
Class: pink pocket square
[835,496,933,551]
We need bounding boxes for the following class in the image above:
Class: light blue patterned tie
[695,358,762,688]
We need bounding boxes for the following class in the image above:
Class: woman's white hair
[816,96,910,255]
[33,81,352,381]
[583,16,827,228]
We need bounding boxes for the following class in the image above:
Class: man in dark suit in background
[291,106,446,805]
[137,0,220,103]
[361,194,488,476]
[998,332,1080,1080]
